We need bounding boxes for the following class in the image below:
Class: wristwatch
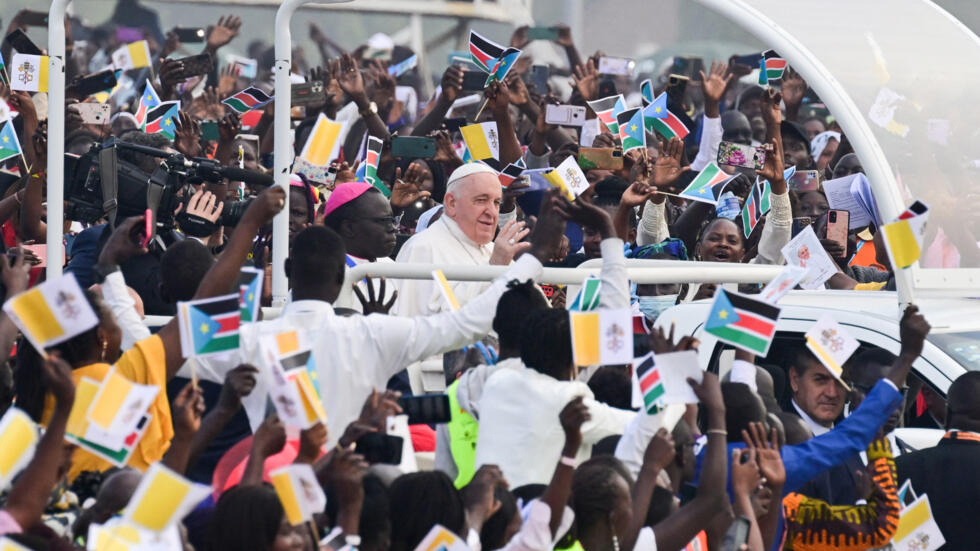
[359,101,378,118]
[92,263,120,284]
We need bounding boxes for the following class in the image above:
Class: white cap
[446,162,500,194]
[810,130,841,159]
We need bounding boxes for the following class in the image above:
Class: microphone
[217,166,275,189]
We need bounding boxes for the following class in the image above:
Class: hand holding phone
[391,136,436,159]
[171,53,214,81]
[5,29,42,56]
[545,104,587,127]
[526,26,559,41]
[823,209,849,257]
[173,27,206,43]
[717,141,766,170]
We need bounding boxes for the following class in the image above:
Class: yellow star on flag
[718,310,728,319]
[630,124,638,132]
[200,323,210,334]
[164,120,172,126]
[655,107,662,113]
[2,137,8,143]
[148,95,154,101]
[698,187,707,194]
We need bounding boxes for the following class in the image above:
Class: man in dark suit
[896,371,980,550]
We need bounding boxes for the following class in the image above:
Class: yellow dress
[42,335,173,482]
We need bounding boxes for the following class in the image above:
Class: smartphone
[666,74,689,107]
[717,141,766,170]
[398,394,451,425]
[171,53,214,81]
[671,56,705,80]
[598,56,635,76]
[578,147,624,170]
[598,78,617,98]
[141,208,154,249]
[291,81,326,107]
[461,70,488,92]
[74,103,111,125]
[825,209,850,255]
[545,104,587,127]
[5,29,42,56]
[791,217,812,237]
[526,26,559,41]
[355,432,403,465]
[527,64,549,95]
[442,117,467,133]
[731,53,763,67]
[173,27,206,43]
[22,244,47,268]
[720,516,752,551]
[19,10,48,27]
[201,121,219,141]
[789,170,820,192]
[391,136,436,159]
[68,70,118,98]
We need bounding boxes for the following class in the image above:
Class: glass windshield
[730,0,980,274]
[929,331,980,371]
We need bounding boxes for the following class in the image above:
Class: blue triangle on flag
[189,305,220,353]
[706,290,741,330]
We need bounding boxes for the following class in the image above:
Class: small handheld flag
[414,524,470,551]
[0,408,38,491]
[270,464,327,525]
[805,315,858,387]
[645,102,689,140]
[468,31,506,73]
[633,353,664,414]
[543,155,589,200]
[762,50,787,81]
[642,91,669,121]
[432,269,460,311]
[586,94,627,135]
[111,41,152,70]
[86,367,159,436]
[485,48,522,86]
[678,162,733,204]
[363,135,388,196]
[758,265,806,305]
[0,120,23,164]
[568,275,601,311]
[222,86,274,114]
[881,200,928,269]
[10,54,49,92]
[143,101,181,140]
[122,463,210,533]
[758,57,768,86]
[640,79,654,107]
[893,494,945,551]
[741,178,772,238]
[653,350,703,405]
[134,79,161,128]
[704,288,780,356]
[238,267,264,323]
[300,113,349,167]
[388,54,418,78]
[177,294,241,357]
[617,108,646,153]
[569,308,633,367]
[497,158,526,188]
[65,377,150,467]
[460,122,500,161]
[3,273,99,352]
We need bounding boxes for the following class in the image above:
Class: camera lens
[829,212,837,222]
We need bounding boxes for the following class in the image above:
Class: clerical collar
[440,216,491,255]
[791,399,832,436]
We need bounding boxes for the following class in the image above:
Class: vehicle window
[928,331,980,371]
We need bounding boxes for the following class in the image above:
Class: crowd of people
[0,3,976,550]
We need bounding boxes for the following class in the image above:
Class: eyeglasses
[364,215,400,228]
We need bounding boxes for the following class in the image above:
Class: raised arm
[412,67,464,137]
[889,305,930,387]
[553,195,630,309]
[335,53,391,142]
[486,80,523,166]
[2,353,74,532]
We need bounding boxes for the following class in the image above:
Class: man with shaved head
[394,163,528,316]
[896,372,980,549]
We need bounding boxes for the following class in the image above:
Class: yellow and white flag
[300,113,349,166]
[570,308,633,367]
[460,121,500,160]
[122,463,210,533]
[0,408,38,490]
[414,524,469,551]
[804,315,859,387]
[269,464,327,525]
[10,54,49,92]
[3,273,99,351]
[0,537,32,551]
[111,41,152,70]
[544,155,589,200]
[882,200,929,270]
[286,368,328,426]
[86,367,159,435]
[432,269,460,311]
[893,493,945,551]
[569,311,599,366]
